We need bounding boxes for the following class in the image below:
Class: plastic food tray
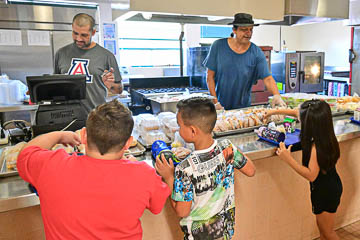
[0,147,18,177]
[258,129,301,147]
[124,142,146,156]
[137,136,171,149]
[213,125,263,137]
[213,120,285,138]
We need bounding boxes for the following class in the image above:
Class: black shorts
[310,170,343,215]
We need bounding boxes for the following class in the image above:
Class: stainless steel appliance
[0,3,96,83]
[129,76,208,115]
[350,26,360,95]
[27,74,88,136]
[271,51,325,93]
[251,46,273,105]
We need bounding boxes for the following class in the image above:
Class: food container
[149,98,178,114]
[136,114,161,132]
[136,130,170,148]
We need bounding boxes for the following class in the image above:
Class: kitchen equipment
[251,46,273,105]
[149,93,212,114]
[271,51,324,93]
[129,76,208,114]
[26,74,87,136]
[149,97,179,114]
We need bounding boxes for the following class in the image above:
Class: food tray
[350,117,360,125]
[124,142,146,156]
[213,125,263,138]
[332,110,351,117]
[0,148,18,178]
[136,135,171,149]
[258,129,301,148]
[213,120,286,138]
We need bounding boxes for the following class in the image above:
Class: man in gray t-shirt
[54,13,122,114]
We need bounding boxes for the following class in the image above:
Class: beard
[74,39,92,49]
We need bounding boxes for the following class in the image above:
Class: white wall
[251,25,281,51]
[290,20,351,67]
[251,20,351,67]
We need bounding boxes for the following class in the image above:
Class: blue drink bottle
[151,140,180,166]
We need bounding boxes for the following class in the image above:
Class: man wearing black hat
[203,13,286,110]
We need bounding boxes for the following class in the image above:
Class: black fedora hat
[228,13,259,27]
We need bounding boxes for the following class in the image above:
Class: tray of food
[0,142,26,178]
[136,134,172,149]
[124,139,146,156]
[212,107,286,138]
[1,158,19,177]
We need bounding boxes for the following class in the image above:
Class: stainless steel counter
[0,104,38,112]
[0,114,359,212]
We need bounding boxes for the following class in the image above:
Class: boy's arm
[161,175,192,217]
[155,156,192,218]
[22,131,81,151]
[239,157,256,177]
[230,142,256,177]
[17,131,80,186]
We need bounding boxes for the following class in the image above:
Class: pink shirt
[17,146,170,240]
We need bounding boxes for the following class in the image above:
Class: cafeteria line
[1,1,360,240]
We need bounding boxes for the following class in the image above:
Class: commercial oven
[271,51,325,93]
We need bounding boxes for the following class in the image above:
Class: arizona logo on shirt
[68,58,93,83]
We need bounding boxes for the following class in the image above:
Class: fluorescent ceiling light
[111,2,129,10]
[8,0,97,7]
[141,12,152,20]
[116,11,139,21]
[207,16,228,21]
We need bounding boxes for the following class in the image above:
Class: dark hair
[72,13,95,31]
[230,26,238,37]
[176,97,217,134]
[299,100,340,171]
[86,100,134,155]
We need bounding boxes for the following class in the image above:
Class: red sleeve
[147,169,171,215]
[17,146,65,186]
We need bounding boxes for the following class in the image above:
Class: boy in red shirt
[17,100,170,240]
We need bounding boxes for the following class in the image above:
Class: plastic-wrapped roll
[257,126,285,143]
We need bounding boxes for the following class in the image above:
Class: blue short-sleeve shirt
[203,38,270,109]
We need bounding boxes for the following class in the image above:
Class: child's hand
[263,109,275,123]
[124,154,137,161]
[276,142,292,161]
[59,131,81,147]
[155,154,175,181]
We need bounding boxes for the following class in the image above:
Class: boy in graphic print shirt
[156,97,256,239]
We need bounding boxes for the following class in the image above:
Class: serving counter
[1,114,360,239]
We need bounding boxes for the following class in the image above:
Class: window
[200,25,232,45]
[117,21,183,67]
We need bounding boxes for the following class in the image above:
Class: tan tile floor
[315,221,360,240]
